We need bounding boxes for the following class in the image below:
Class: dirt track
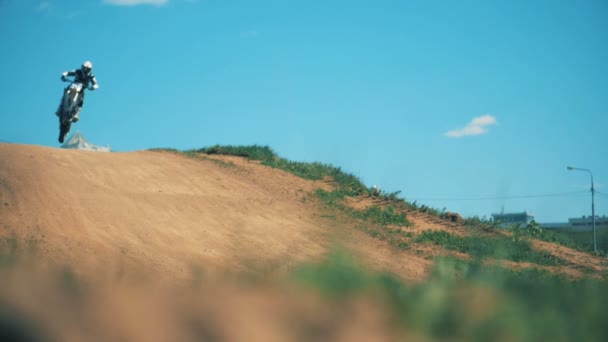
[3,143,608,342]
[0,143,430,283]
[3,143,605,286]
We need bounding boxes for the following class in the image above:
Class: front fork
[60,89,81,123]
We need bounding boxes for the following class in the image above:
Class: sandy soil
[0,144,430,284]
[2,143,607,342]
[2,143,606,285]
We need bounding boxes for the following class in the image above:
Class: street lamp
[567,166,596,253]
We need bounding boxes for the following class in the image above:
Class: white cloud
[445,114,497,138]
[103,0,169,6]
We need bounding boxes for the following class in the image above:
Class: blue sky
[1,0,607,222]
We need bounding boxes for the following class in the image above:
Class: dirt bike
[58,78,93,143]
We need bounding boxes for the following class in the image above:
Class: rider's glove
[61,75,67,82]
[92,84,99,90]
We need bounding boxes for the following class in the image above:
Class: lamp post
[567,166,596,253]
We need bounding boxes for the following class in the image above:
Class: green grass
[550,227,608,254]
[348,204,409,227]
[148,147,179,153]
[356,223,413,249]
[314,188,348,205]
[315,187,413,249]
[512,221,581,247]
[407,200,446,217]
[197,145,369,194]
[294,250,608,341]
[315,189,411,227]
[413,230,563,266]
[498,221,607,256]
[196,145,277,161]
[463,215,497,229]
[292,248,373,296]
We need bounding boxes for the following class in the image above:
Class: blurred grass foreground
[1,238,607,342]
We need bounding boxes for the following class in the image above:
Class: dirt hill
[0,144,432,283]
[2,143,608,342]
[1,143,604,283]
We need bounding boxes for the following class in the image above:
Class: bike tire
[59,122,71,144]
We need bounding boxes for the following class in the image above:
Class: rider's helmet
[82,61,93,75]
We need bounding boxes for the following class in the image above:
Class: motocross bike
[58,78,92,143]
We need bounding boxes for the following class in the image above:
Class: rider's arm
[90,75,99,90]
[61,70,76,80]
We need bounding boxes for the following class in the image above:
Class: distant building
[540,216,608,232]
[491,211,535,228]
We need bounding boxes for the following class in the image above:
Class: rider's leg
[72,107,81,122]
[72,92,85,122]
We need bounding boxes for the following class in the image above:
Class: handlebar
[62,77,95,91]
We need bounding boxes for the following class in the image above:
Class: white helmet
[82,61,93,74]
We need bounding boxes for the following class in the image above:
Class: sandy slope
[0,144,430,283]
[5,143,608,342]
[3,143,604,286]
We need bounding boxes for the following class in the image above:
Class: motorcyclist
[56,61,99,123]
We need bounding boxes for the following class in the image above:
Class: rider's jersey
[63,69,99,89]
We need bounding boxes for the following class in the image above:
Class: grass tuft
[196,145,369,194]
[315,189,411,228]
[294,250,608,341]
[414,230,563,266]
